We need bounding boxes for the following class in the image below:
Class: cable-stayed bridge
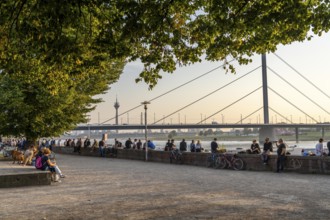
[74,53,330,142]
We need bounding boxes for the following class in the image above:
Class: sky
[88,32,330,125]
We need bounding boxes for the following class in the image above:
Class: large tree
[0,0,329,141]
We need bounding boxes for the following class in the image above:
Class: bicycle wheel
[206,156,212,167]
[215,157,227,169]
[289,158,302,169]
[170,155,173,164]
[233,158,244,170]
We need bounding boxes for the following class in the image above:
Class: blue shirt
[148,141,156,149]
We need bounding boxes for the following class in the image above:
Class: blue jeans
[261,151,269,164]
[99,147,104,157]
[276,155,285,172]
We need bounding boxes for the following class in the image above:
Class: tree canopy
[0,0,329,140]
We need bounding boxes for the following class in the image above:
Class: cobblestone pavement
[1,154,330,220]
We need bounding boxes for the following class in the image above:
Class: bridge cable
[268,66,330,115]
[197,86,262,124]
[268,107,293,124]
[153,66,261,124]
[273,53,330,100]
[268,87,318,123]
[100,59,236,124]
[234,107,263,124]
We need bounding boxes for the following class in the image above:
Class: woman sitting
[247,140,261,154]
[41,148,65,181]
[195,140,202,153]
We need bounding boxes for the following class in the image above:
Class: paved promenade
[1,154,330,219]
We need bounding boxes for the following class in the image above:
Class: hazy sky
[89,32,330,125]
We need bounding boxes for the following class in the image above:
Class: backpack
[35,155,44,169]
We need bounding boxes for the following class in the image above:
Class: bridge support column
[259,127,275,144]
[295,127,299,143]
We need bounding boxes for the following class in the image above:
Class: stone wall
[0,171,51,188]
[52,147,330,174]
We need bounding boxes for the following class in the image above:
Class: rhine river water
[103,139,327,156]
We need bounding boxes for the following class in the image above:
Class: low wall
[53,147,330,174]
[0,170,51,188]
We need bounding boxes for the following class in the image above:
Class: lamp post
[141,101,150,161]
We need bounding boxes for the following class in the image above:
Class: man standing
[179,139,187,152]
[99,138,105,157]
[211,138,218,153]
[275,139,286,173]
[76,138,82,154]
[327,140,330,156]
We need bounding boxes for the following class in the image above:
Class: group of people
[246,137,330,173]
[97,138,157,157]
[247,137,287,173]
[164,139,204,152]
[9,141,66,183]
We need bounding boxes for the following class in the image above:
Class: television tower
[114,96,120,125]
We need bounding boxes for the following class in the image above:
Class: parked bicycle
[206,153,219,168]
[215,153,244,170]
[170,149,183,164]
[288,158,302,170]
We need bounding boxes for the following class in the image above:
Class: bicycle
[288,158,302,170]
[215,153,244,170]
[206,153,219,168]
[319,154,330,173]
[170,149,183,164]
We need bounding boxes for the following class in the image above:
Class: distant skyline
[89,32,330,125]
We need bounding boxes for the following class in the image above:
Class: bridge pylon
[259,54,275,143]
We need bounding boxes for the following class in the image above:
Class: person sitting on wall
[148,140,156,150]
[190,140,196,152]
[125,138,132,149]
[315,138,324,156]
[41,148,65,181]
[195,140,202,153]
[136,139,142,150]
[247,140,261,154]
[261,137,273,165]
[168,139,175,151]
[179,139,187,152]
[113,138,122,149]
[164,140,171,151]
[132,139,137,150]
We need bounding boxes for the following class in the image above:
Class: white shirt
[315,143,324,156]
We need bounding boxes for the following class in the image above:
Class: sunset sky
[89,32,330,125]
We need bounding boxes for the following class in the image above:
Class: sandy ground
[1,154,330,220]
